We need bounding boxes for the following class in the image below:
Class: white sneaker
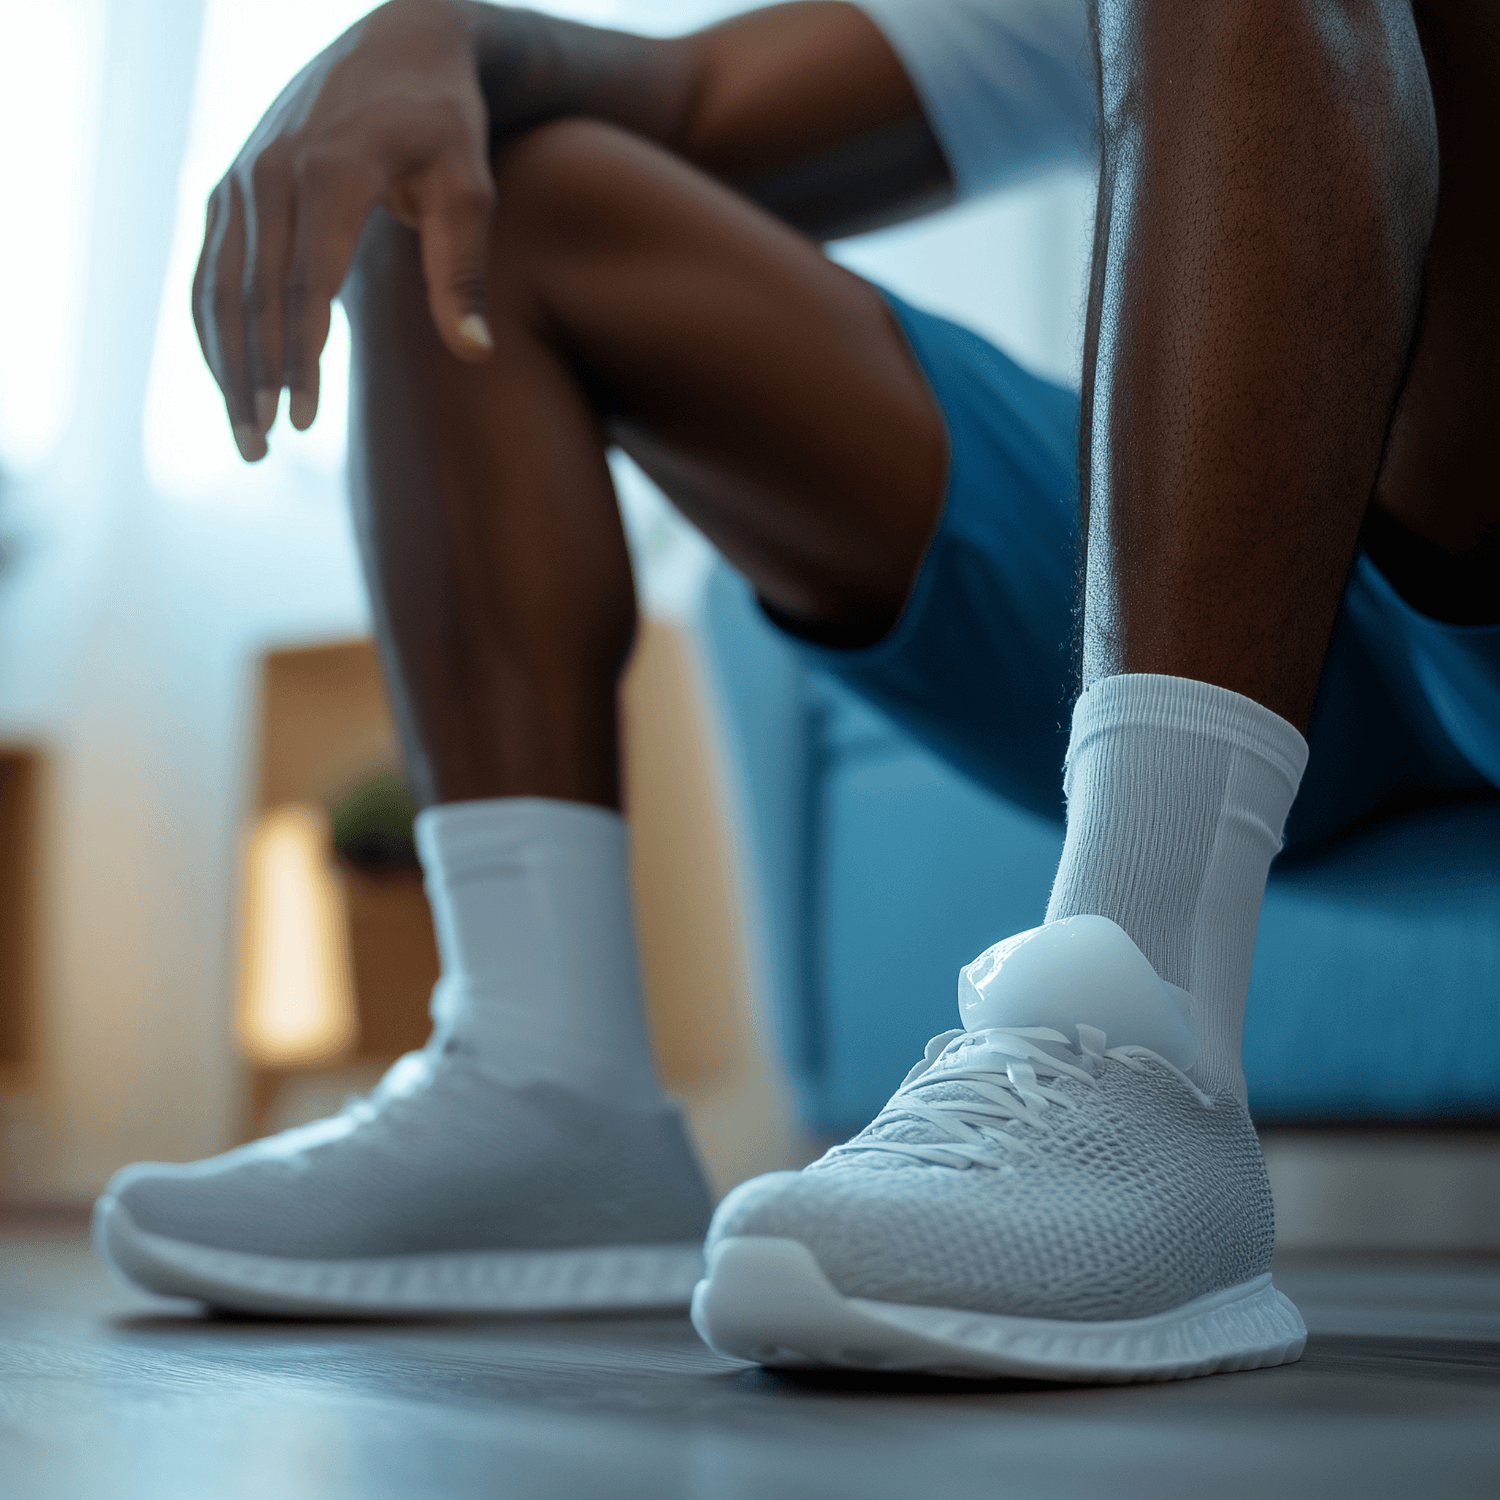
[692,917,1306,1382]
[94,1040,713,1317]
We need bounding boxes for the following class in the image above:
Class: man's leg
[341,114,943,1190]
[95,118,946,1317]
[1080,0,1435,721]
[1369,0,1500,624]
[694,0,1439,1382]
[1046,0,1438,1096]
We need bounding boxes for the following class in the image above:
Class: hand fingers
[416,155,496,363]
[243,144,296,439]
[283,149,382,430]
[194,176,265,461]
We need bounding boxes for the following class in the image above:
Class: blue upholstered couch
[696,564,1500,1138]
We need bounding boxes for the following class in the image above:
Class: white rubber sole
[93,1197,704,1317]
[691,1236,1307,1382]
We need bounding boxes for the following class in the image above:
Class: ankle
[1045,674,1307,1101]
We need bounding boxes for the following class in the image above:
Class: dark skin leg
[1371,0,1500,617]
[342,118,945,810]
[1083,0,1439,730]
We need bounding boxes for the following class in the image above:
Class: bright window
[0,0,106,478]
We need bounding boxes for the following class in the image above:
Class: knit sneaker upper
[708,1024,1274,1322]
[106,1044,712,1259]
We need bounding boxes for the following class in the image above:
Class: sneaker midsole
[95,1197,704,1316]
[692,1235,1307,1381]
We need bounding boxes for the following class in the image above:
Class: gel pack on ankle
[958,915,1201,1072]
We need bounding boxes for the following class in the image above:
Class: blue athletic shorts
[777,290,1500,855]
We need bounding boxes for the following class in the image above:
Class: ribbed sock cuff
[1066,674,1309,803]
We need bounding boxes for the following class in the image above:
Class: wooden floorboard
[3,1216,1497,1499]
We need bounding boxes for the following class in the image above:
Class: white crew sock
[414,796,665,1106]
[1044,673,1309,1100]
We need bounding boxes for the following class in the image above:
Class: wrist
[460,3,695,153]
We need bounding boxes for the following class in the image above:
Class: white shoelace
[825,1025,1212,1171]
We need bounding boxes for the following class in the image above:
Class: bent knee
[342,117,714,353]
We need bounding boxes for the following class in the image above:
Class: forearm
[462,1,953,237]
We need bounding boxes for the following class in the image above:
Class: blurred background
[0,0,1494,1251]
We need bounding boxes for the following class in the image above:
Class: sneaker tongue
[956,916,1201,1072]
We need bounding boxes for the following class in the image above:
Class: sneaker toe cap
[706,1170,806,1249]
[100,1156,254,1247]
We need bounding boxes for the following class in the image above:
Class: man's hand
[194,0,495,461]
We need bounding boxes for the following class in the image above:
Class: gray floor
[3,1213,1498,1500]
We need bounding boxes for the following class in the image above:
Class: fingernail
[255,389,279,435]
[289,391,318,431]
[234,423,267,462]
[457,313,493,351]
